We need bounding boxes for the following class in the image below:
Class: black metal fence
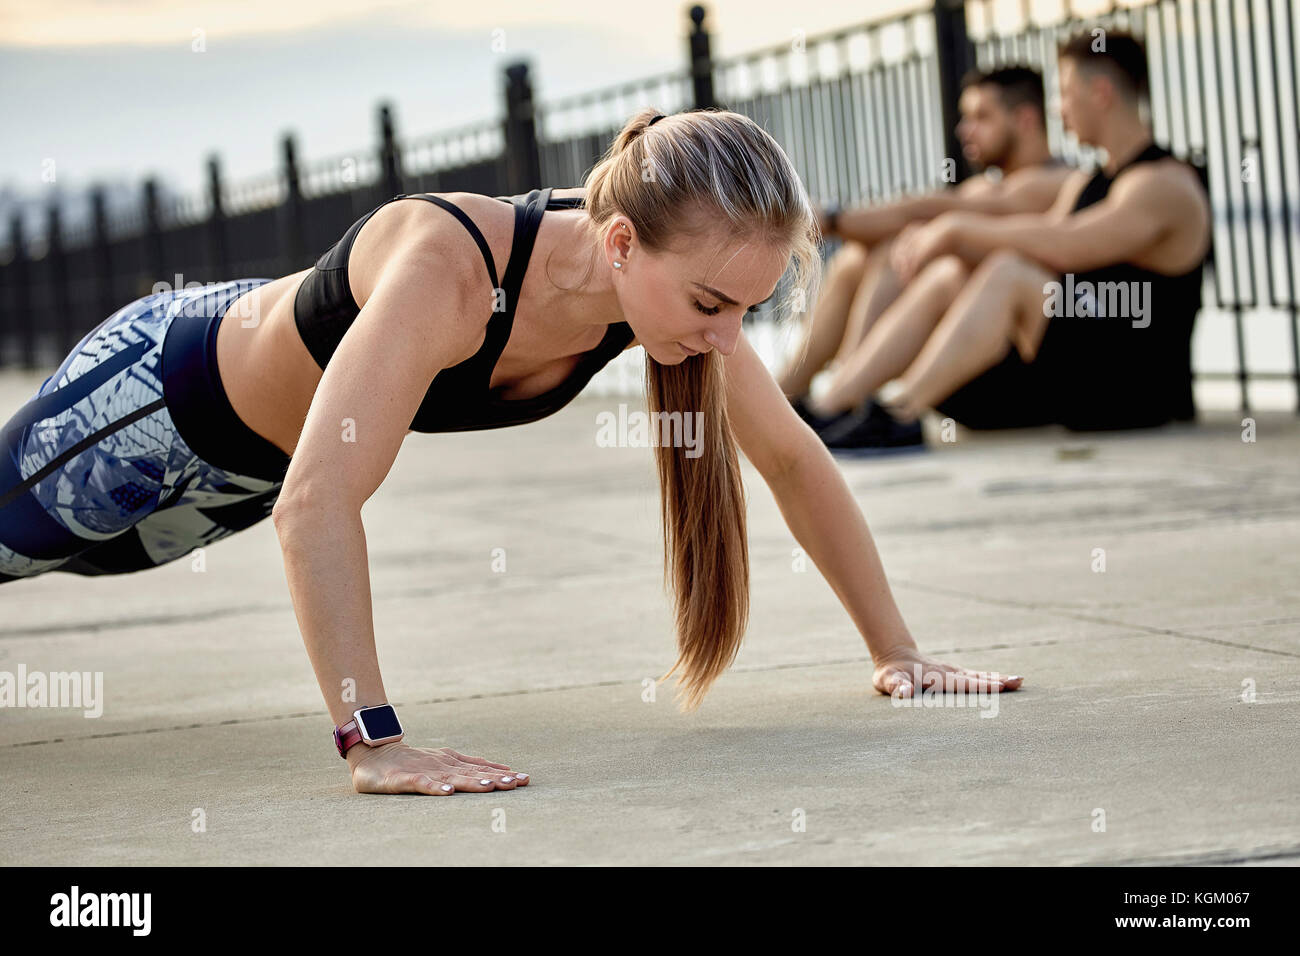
[1,0,1295,412]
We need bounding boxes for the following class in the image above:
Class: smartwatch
[334,703,404,758]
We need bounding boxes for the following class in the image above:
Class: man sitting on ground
[802,30,1210,447]
[782,65,1073,449]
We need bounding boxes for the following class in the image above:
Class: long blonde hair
[579,107,823,712]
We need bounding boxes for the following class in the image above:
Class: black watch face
[357,705,402,740]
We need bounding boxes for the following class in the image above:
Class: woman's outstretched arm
[723,333,1023,697]
[273,217,528,794]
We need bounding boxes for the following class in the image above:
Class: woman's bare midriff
[214,187,638,459]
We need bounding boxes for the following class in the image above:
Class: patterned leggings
[0,279,290,582]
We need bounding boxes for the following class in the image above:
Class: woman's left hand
[872,644,1023,698]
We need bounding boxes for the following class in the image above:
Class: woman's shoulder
[346,192,514,351]
[381,191,520,285]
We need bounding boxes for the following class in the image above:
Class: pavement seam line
[1,639,1066,750]
[891,578,1300,660]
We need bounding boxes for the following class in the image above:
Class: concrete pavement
[1,367,1297,865]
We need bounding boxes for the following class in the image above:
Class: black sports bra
[292,186,637,433]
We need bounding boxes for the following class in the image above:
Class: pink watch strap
[334,718,363,758]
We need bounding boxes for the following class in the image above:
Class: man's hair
[960,65,1047,127]
[1058,29,1149,102]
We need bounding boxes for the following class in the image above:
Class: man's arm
[946,163,1208,274]
[897,163,1208,278]
[832,164,1072,245]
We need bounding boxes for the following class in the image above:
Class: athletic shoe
[818,399,926,456]
[789,394,855,434]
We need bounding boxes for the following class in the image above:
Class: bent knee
[978,248,1032,275]
[974,248,1055,289]
[832,240,872,277]
[918,254,970,293]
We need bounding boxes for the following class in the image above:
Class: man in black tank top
[810,30,1211,435]
[1041,141,1204,427]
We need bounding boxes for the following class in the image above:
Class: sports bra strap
[407,194,501,292]
[478,186,552,371]
[404,186,553,382]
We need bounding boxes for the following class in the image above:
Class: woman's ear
[606,219,634,268]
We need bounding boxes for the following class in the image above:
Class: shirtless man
[781,66,1072,446]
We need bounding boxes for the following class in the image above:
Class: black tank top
[293,186,636,433]
[1061,142,1204,425]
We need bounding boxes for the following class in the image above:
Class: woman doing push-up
[0,108,1022,795]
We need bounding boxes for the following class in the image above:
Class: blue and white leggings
[0,279,292,582]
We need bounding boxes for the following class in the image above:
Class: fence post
[46,204,74,358]
[8,214,33,369]
[207,155,230,279]
[933,0,975,183]
[91,187,114,328]
[502,63,541,193]
[688,5,716,110]
[280,133,305,272]
[143,177,166,295]
[379,103,404,197]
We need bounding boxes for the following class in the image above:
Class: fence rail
[0,0,1294,412]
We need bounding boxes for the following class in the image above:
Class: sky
[0,0,910,206]
[0,0,1111,219]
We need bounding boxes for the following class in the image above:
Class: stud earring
[613,261,623,269]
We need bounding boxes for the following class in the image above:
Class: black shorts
[935,311,1194,432]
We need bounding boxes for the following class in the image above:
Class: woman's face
[608,219,789,365]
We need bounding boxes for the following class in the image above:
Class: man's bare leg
[808,255,972,417]
[834,237,905,361]
[778,241,873,398]
[884,250,1056,422]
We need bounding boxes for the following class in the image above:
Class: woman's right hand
[347,741,529,795]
